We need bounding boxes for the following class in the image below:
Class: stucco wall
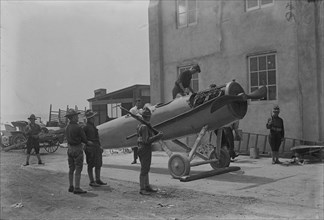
[295,0,322,141]
[149,0,323,142]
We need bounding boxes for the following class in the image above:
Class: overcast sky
[0,0,150,124]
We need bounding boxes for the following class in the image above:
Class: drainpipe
[314,1,323,142]
[158,0,165,102]
[295,1,304,140]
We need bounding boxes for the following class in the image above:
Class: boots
[145,175,157,193]
[74,173,87,194]
[95,167,107,185]
[36,154,43,164]
[88,167,100,187]
[68,171,74,193]
[271,151,276,164]
[24,155,30,166]
[68,186,74,193]
[275,152,282,164]
[139,175,150,195]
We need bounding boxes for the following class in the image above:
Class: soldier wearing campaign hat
[23,114,43,166]
[172,64,201,99]
[136,107,163,195]
[266,105,285,164]
[65,108,93,194]
[83,110,107,187]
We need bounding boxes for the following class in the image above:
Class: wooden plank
[291,145,324,150]
[180,166,241,182]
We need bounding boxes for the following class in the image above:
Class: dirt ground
[1,147,323,220]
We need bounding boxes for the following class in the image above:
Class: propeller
[210,86,267,113]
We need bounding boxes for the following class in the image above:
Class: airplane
[98,80,267,178]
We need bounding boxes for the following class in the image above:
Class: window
[248,53,277,101]
[246,0,274,11]
[107,103,121,118]
[178,65,199,92]
[177,0,197,28]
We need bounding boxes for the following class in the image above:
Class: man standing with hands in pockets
[83,110,107,187]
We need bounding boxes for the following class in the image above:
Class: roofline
[87,84,150,101]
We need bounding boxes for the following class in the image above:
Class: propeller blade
[245,86,267,99]
[210,86,267,113]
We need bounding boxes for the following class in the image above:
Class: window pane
[251,72,258,86]
[268,70,276,84]
[261,0,273,6]
[258,56,266,71]
[259,71,267,86]
[178,0,186,13]
[188,10,196,24]
[268,86,276,100]
[250,57,258,71]
[192,72,198,80]
[178,13,187,27]
[267,55,275,69]
[247,0,258,9]
[188,0,196,11]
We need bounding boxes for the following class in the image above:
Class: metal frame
[160,126,230,178]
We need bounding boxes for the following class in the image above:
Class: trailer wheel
[209,148,230,169]
[12,134,27,150]
[168,153,190,179]
[44,141,59,153]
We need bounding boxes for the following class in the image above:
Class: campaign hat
[64,109,80,118]
[28,114,37,120]
[85,110,97,119]
[273,105,280,112]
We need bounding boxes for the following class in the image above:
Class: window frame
[245,0,274,12]
[248,52,277,102]
[177,65,199,93]
[176,0,198,28]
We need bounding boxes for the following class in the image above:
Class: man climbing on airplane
[172,64,201,99]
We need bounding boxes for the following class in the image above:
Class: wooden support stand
[180,166,241,182]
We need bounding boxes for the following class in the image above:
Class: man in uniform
[65,109,93,194]
[83,110,107,187]
[130,98,143,164]
[137,107,163,195]
[215,121,240,162]
[24,114,43,166]
[172,64,201,99]
[266,105,285,164]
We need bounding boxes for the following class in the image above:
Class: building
[87,85,150,126]
[148,0,323,143]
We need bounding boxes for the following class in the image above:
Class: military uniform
[83,122,102,168]
[266,106,284,164]
[65,109,88,194]
[23,114,43,166]
[25,122,41,155]
[83,110,106,186]
[137,107,163,195]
